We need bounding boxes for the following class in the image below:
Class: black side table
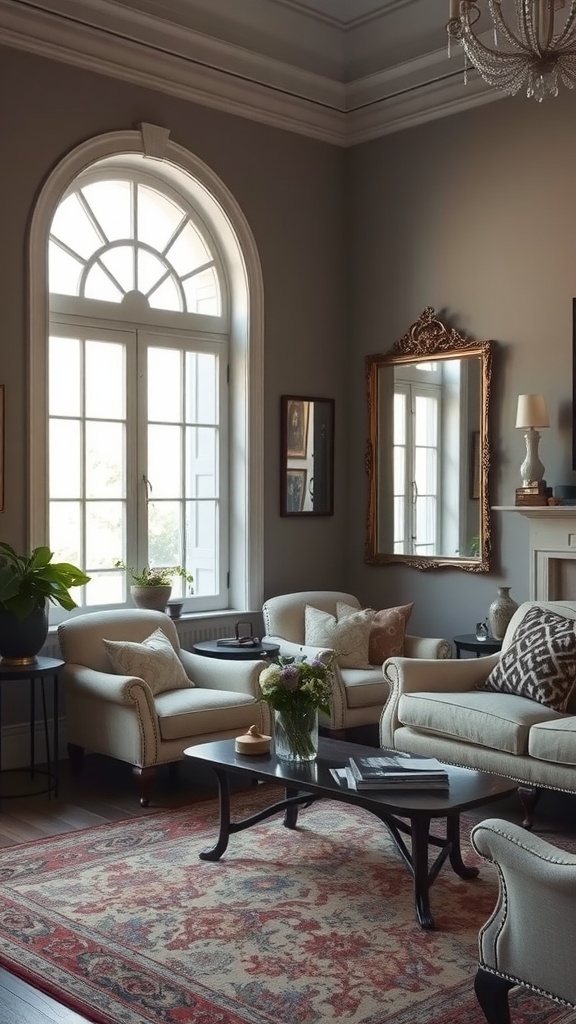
[0,656,63,799]
[453,634,502,659]
[192,640,280,661]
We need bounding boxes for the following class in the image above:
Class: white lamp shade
[515,394,550,429]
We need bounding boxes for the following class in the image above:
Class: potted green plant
[0,543,90,664]
[114,560,194,612]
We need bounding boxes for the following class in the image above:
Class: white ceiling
[0,0,499,143]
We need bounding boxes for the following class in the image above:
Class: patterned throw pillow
[305,604,374,669]
[480,606,576,712]
[103,628,195,696]
[367,603,414,665]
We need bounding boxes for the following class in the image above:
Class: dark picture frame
[286,399,309,458]
[280,395,335,516]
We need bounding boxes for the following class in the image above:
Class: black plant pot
[0,605,49,665]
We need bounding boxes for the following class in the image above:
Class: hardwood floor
[1,750,576,1023]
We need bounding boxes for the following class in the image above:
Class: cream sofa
[263,590,452,733]
[380,600,576,825]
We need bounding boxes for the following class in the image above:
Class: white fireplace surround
[494,507,576,602]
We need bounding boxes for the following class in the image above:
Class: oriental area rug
[0,789,573,1024]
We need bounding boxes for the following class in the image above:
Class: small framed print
[286,468,307,512]
[286,399,309,459]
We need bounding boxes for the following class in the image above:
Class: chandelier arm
[485,0,532,52]
[552,0,576,49]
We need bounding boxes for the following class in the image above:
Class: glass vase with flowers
[259,655,333,762]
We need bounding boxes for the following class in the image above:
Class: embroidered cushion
[367,603,414,664]
[305,604,374,669]
[480,606,576,712]
[103,628,195,696]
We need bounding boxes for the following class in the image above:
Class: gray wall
[346,91,576,638]
[0,46,348,607]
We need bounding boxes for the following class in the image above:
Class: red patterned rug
[0,788,573,1024]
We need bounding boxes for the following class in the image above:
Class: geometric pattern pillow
[305,604,374,669]
[480,606,576,712]
[367,603,414,665]
[102,628,195,696]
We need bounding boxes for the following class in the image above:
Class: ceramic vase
[488,586,518,641]
[274,707,318,762]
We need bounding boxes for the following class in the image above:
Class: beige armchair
[263,590,451,734]
[471,817,576,1023]
[58,609,271,806]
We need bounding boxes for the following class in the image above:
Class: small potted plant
[114,560,194,612]
[0,543,90,664]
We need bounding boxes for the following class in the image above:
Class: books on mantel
[346,754,450,791]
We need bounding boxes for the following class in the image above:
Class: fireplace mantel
[492,506,576,600]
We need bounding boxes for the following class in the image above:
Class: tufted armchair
[58,609,271,806]
[262,590,451,734]
[471,817,576,1023]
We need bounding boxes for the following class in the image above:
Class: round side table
[453,634,502,659]
[0,656,63,799]
[192,640,280,661]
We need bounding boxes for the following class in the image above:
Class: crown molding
[0,0,499,146]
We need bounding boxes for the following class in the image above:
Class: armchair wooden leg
[133,766,157,807]
[518,786,541,829]
[474,967,513,1024]
[67,742,85,776]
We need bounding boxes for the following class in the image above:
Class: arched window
[29,126,263,622]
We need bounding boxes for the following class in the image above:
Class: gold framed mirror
[366,307,492,571]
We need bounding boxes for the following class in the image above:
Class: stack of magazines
[336,754,450,791]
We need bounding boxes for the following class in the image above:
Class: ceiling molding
[0,0,499,146]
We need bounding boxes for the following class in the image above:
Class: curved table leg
[447,814,479,879]
[411,815,435,930]
[283,787,299,829]
[200,769,231,861]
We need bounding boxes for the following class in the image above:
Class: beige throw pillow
[305,604,373,669]
[103,628,195,696]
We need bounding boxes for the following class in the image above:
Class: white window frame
[29,124,264,618]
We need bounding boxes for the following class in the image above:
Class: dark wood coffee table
[184,737,517,929]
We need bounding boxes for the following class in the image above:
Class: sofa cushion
[338,667,389,708]
[397,690,558,756]
[480,606,576,712]
[103,628,195,696]
[305,604,373,669]
[528,717,576,766]
[155,688,258,741]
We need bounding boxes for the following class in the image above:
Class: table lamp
[515,394,549,486]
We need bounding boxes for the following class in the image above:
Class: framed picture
[280,395,335,516]
[286,468,307,512]
[286,399,309,458]
[470,430,480,500]
[0,385,4,512]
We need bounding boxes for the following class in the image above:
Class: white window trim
[29,124,264,613]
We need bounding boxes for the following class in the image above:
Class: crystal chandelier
[446,1,576,102]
